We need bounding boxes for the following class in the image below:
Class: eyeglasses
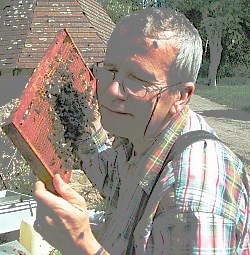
[93,66,181,98]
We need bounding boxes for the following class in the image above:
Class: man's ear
[170,82,195,114]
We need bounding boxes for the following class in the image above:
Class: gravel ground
[190,94,250,175]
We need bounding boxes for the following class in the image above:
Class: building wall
[0,69,33,106]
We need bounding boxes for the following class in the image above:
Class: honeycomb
[1,29,98,193]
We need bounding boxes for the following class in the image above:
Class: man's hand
[34,174,102,255]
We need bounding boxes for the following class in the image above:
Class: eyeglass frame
[93,65,182,98]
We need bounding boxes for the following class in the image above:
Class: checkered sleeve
[92,126,111,153]
[75,126,109,155]
[74,126,112,193]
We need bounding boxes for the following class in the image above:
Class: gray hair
[115,7,203,85]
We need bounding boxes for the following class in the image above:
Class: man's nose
[107,70,128,99]
[107,79,128,100]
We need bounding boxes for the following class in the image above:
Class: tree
[98,0,133,23]
[0,0,7,9]
[163,0,245,87]
[234,0,250,76]
[131,0,168,9]
[99,0,249,86]
[98,0,168,22]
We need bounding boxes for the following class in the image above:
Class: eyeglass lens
[94,67,148,97]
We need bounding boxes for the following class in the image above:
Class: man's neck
[131,121,171,156]
[131,137,153,156]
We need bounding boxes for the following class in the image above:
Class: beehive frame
[1,29,97,192]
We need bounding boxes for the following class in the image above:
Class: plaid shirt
[78,106,250,255]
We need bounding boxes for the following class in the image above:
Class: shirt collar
[136,106,190,194]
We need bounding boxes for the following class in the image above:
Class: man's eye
[130,75,147,84]
[103,65,116,70]
[110,70,118,73]
[103,68,117,74]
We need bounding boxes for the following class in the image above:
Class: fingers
[34,180,60,208]
[34,180,46,192]
[34,174,87,215]
[53,174,87,209]
[34,180,51,202]
[52,173,72,199]
[33,175,93,254]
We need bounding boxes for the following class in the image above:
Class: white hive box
[0,190,37,234]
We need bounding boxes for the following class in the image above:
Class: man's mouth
[102,105,132,116]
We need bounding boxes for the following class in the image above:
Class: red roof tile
[0,0,115,69]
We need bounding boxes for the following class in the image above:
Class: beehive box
[1,29,97,193]
[0,190,37,234]
[0,240,32,255]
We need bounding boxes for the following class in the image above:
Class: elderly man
[34,7,250,255]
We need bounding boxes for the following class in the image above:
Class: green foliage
[233,65,250,78]
[98,0,250,79]
[0,0,7,10]
[199,59,210,78]
[198,59,245,81]
[49,249,62,255]
[217,63,235,78]
[130,0,168,10]
[243,105,250,112]
[98,0,133,23]
[166,0,250,81]
[99,0,170,23]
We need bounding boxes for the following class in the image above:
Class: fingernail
[55,173,62,183]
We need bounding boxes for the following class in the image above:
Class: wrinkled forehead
[105,24,178,63]
[106,27,147,57]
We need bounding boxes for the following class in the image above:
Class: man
[34,7,250,255]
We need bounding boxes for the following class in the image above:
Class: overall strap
[149,130,221,199]
[163,130,221,169]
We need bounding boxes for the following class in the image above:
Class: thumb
[53,174,86,207]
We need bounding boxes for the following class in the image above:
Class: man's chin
[100,118,132,139]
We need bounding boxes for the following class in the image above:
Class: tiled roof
[77,0,115,44]
[0,0,115,69]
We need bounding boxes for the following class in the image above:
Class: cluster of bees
[39,50,99,170]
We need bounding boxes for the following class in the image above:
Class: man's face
[97,28,179,142]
